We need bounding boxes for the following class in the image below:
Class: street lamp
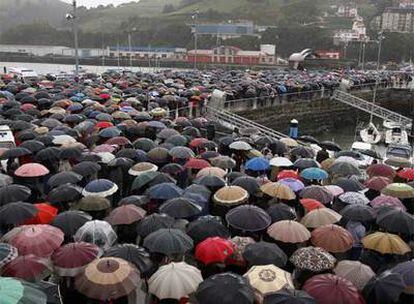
[128,27,137,69]
[376,32,384,71]
[192,9,200,70]
[66,0,79,76]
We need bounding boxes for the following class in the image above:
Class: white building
[0,44,109,58]
[336,4,358,18]
[382,7,414,33]
[108,47,187,61]
[334,17,369,44]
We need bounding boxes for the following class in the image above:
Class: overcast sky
[61,0,139,8]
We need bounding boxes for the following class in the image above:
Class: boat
[350,141,375,168]
[8,67,38,82]
[384,144,413,167]
[385,126,409,145]
[360,123,381,144]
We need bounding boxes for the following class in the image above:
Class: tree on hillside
[162,4,175,13]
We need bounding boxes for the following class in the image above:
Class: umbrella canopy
[311,224,353,253]
[244,264,294,295]
[195,273,255,304]
[0,277,47,304]
[169,146,195,159]
[376,208,414,235]
[229,141,252,151]
[335,178,365,192]
[362,271,406,304]
[269,157,293,167]
[149,261,203,300]
[48,171,82,188]
[195,175,226,188]
[74,220,117,250]
[391,260,414,295]
[277,170,300,180]
[136,213,175,238]
[362,231,411,255]
[184,158,211,170]
[0,184,31,205]
[300,186,333,204]
[0,243,18,268]
[147,183,183,200]
[52,242,100,277]
[75,196,111,212]
[196,167,227,178]
[340,204,376,222]
[290,246,336,272]
[195,237,234,265]
[72,161,101,177]
[324,185,345,197]
[339,192,369,205]
[370,195,406,211]
[159,197,202,219]
[278,178,305,193]
[364,176,392,192]
[367,163,396,179]
[381,183,414,199]
[301,168,328,180]
[301,208,342,228]
[397,168,414,180]
[129,162,159,176]
[263,289,316,304]
[0,147,32,159]
[106,204,147,225]
[103,244,153,274]
[294,158,319,170]
[186,216,230,244]
[385,156,412,168]
[24,203,58,225]
[334,260,375,290]
[48,184,82,204]
[300,198,325,212]
[243,242,287,267]
[261,182,295,200]
[245,157,270,171]
[211,156,236,170]
[83,179,118,197]
[75,257,141,301]
[1,254,52,281]
[143,228,193,256]
[291,146,315,159]
[231,176,260,195]
[303,274,365,304]
[267,220,311,243]
[0,202,37,225]
[226,205,271,232]
[266,203,297,223]
[329,162,360,177]
[213,186,249,206]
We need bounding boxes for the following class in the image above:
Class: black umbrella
[225,172,246,183]
[119,195,149,207]
[226,205,271,232]
[59,147,82,160]
[320,141,342,152]
[20,140,45,153]
[107,157,134,170]
[360,149,382,160]
[184,184,211,200]
[133,138,156,152]
[51,210,91,238]
[115,149,139,161]
[335,178,365,192]
[159,197,202,219]
[72,161,101,177]
[298,135,320,145]
[136,213,175,238]
[194,175,226,188]
[147,173,177,187]
[75,196,111,212]
[186,215,230,244]
[195,272,255,304]
[293,158,319,170]
[264,289,316,304]
[165,135,188,147]
[143,228,193,256]
[0,184,31,205]
[231,176,260,195]
[103,244,153,274]
[217,136,234,146]
[16,130,37,141]
[0,147,32,159]
[362,271,406,304]
[47,184,82,204]
[335,150,361,159]
[0,202,37,225]
[243,241,287,267]
[36,147,61,163]
[267,203,297,223]
[36,135,55,146]
[36,281,63,304]
[78,153,102,163]
[340,204,376,222]
[269,141,288,156]
[376,208,414,235]
[48,171,83,188]
[160,163,184,175]
[290,146,315,159]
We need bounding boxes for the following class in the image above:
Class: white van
[0,125,16,148]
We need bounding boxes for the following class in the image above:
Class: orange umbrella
[300,199,325,212]
[24,203,58,225]
[311,224,353,253]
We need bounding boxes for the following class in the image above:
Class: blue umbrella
[82,179,118,197]
[147,121,166,129]
[147,182,183,200]
[67,103,83,112]
[300,167,329,180]
[98,127,121,138]
[279,178,305,192]
[245,157,270,171]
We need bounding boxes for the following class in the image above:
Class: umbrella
[186,216,230,244]
[161,163,184,175]
[301,168,328,180]
[136,213,175,238]
[245,157,270,171]
[143,228,193,256]
[1,254,52,282]
[376,208,414,235]
[266,203,296,223]
[362,271,406,304]
[213,186,249,206]
[231,176,260,195]
[74,220,117,250]
[261,182,295,200]
[105,204,147,225]
[8,224,64,257]
[320,141,342,151]
[300,185,333,204]
[303,274,365,304]
[59,147,82,160]
[364,176,392,192]
[277,170,300,180]
[52,242,100,277]
[391,260,414,295]
[24,203,58,225]
[370,195,406,211]
[291,146,315,159]
[195,273,255,304]
[169,146,195,159]
[185,158,210,170]
[147,147,170,164]
[324,185,344,197]
[278,178,305,192]
[0,243,18,268]
[159,197,202,219]
[210,156,236,170]
[311,224,353,253]
[263,289,316,304]
[195,237,234,265]
[0,173,13,187]
[147,182,183,200]
[196,167,227,178]
[48,171,82,187]
[367,163,396,179]
[300,198,325,212]
[0,202,37,225]
[0,184,31,205]
[104,244,153,274]
[72,161,101,177]
[293,158,319,170]
[0,147,32,159]
[244,264,293,295]
[269,157,293,167]
[301,208,341,228]
[299,135,320,144]
[195,175,226,188]
[362,231,411,255]
[329,162,360,176]
[165,135,188,146]
[229,141,252,151]
[149,262,203,300]
[226,205,271,232]
[20,140,45,153]
[51,211,92,238]
[129,162,158,177]
[47,184,82,204]
[14,163,49,178]
[280,138,298,147]
[0,277,47,304]
[290,247,336,272]
[381,183,414,199]
[397,168,414,180]
[82,179,118,197]
[385,156,412,168]
[334,260,375,290]
[243,242,287,267]
[339,192,369,205]
[340,204,376,222]
[267,220,311,243]
[133,138,156,152]
[335,178,365,192]
[75,196,111,212]
[75,257,140,301]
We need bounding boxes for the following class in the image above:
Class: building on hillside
[333,16,369,44]
[0,44,108,58]
[108,47,187,61]
[191,21,257,40]
[316,50,342,59]
[187,45,276,65]
[394,0,414,8]
[381,7,414,32]
[336,4,358,18]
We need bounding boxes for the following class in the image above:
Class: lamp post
[128,27,136,69]
[192,9,199,70]
[66,0,79,76]
[370,32,385,123]
[376,32,384,71]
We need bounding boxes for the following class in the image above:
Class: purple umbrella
[279,178,305,192]
[391,260,414,294]
[369,195,406,211]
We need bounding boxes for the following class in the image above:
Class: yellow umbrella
[280,138,298,147]
[362,232,411,255]
[267,220,311,243]
[196,167,227,179]
[213,186,249,206]
[246,149,263,159]
[301,208,341,228]
[260,182,296,200]
[320,158,335,171]
[244,264,294,295]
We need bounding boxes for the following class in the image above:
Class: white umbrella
[52,135,77,146]
[74,220,117,250]
[269,157,293,167]
[96,152,115,164]
[229,141,252,151]
[148,261,203,299]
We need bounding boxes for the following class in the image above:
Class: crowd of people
[0,68,411,304]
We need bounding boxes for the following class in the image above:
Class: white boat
[384,144,413,167]
[8,67,38,82]
[360,123,381,144]
[383,120,412,130]
[385,126,409,145]
[351,141,374,168]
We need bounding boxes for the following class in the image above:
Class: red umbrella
[21,103,35,111]
[303,274,365,304]
[105,204,147,226]
[300,198,325,212]
[24,203,58,224]
[277,170,299,181]
[95,121,114,129]
[184,158,211,170]
[9,224,64,257]
[367,164,395,179]
[195,237,234,265]
[105,136,131,146]
[1,254,52,281]
[364,176,392,191]
[14,163,50,178]
[190,138,209,148]
[397,168,414,180]
[311,224,353,253]
[52,242,100,277]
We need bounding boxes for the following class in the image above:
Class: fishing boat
[360,123,381,144]
[385,126,409,145]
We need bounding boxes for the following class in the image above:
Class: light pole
[376,32,384,71]
[128,27,136,69]
[66,0,79,76]
[192,9,199,70]
[370,32,385,123]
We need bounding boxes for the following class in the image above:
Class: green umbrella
[0,277,47,304]
[382,183,414,199]
[132,171,160,190]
